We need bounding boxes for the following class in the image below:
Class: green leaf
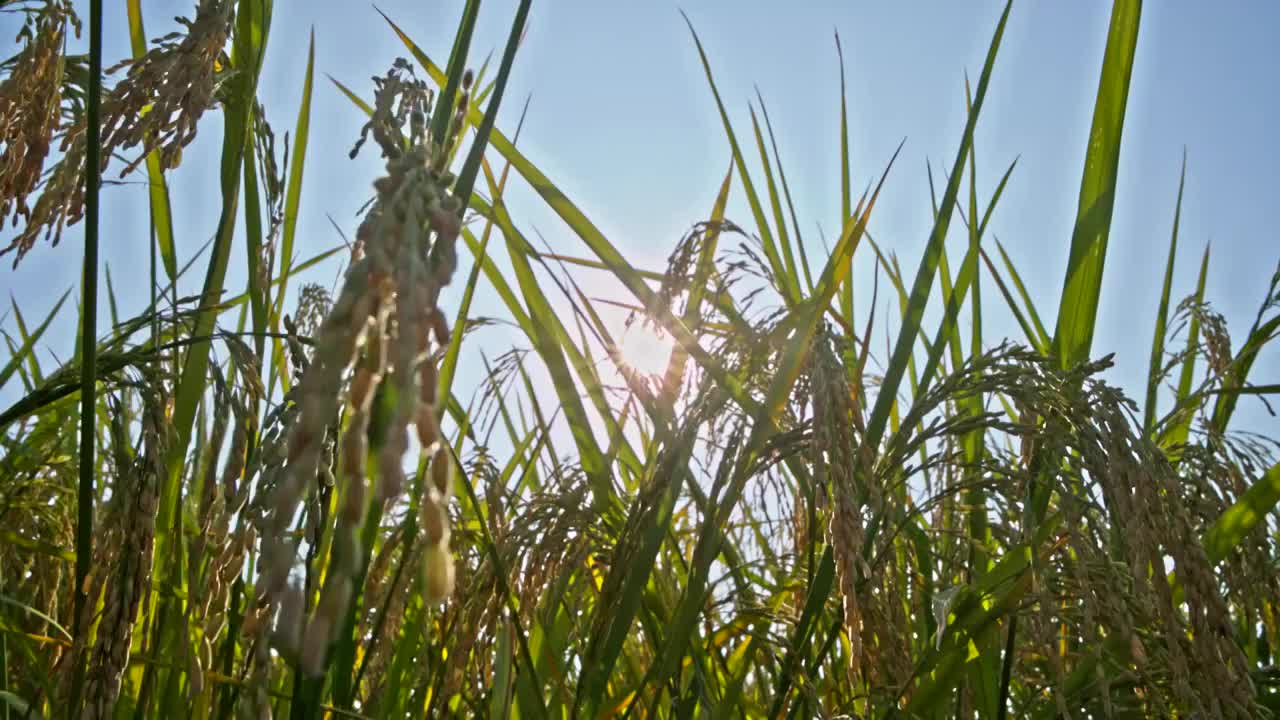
[1159,242,1210,450]
[154,1,273,711]
[268,27,315,394]
[916,158,1017,399]
[863,0,1012,452]
[328,74,373,116]
[682,13,796,306]
[0,289,69,392]
[903,514,1064,715]
[241,113,267,362]
[765,549,837,718]
[490,623,515,720]
[577,424,700,716]
[0,593,70,642]
[166,0,271,477]
[0,528,74,563]
[439,99,529,409]
[1202,461,1280,565]
[126,0,178,283]
[747,101,801,297]
[0,691,29,717]
[429,0,481,147]
[454,0,533,206]
[756,92,814,293]
[993,239,1051,351]
[836,30,854,324]
[1051,0,1142,369]
[1210,277,1280,434]
[980,245,1047,354]
[1143,149,1186,434]
[483,192,616,518]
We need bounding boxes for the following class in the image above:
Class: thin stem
[69,0,104,715]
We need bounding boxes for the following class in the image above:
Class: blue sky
[2,1,1277,433]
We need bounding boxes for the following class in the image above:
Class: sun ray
[616,321,674,379]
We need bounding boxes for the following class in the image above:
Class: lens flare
[617,324,674,378]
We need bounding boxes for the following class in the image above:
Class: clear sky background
[2,1,1277,434]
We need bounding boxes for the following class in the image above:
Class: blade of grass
[167,0,270,473]
[454,0,533,206]
[104,275,120,336]
[659,161,734,411]
[486,194,616,517]
[1017,5,1144,710]
[747,100,801,295]
[764,550,837,719]
[241,111,268,358]
[777,7,1013,710]
[576,422,702,717]
[643,143,899,706]
[267,28,314,395]
[218,245,343,311]
[428,0,480,145]
[490,623,515,720]
[864,0,1011,453]
[0,289,70,391]
[440,95,531,405]
[1210,266,1280,434]
[916,158,1018,399]
[904,515,1065,715]
[327,75,373,116]
[756,92,814,293]
[836,30,853,324]
[980,245,1046,354]
[380,19,756,410]
[6,301,43,384]
[682,12,798,306]
[1051,0,1142,368]
[1202,460,1280,565]
[126,0,177,282]
[1143,149,1186,434]
[960,77,998,716]
[993,239,1051,350]
[152,2,273,711]
[1160,241,1210,450]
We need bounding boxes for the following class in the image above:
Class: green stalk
[68,0,103,714]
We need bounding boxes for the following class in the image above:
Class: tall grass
[0,0,1278,718]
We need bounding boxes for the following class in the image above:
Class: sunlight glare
[617,322,674,379]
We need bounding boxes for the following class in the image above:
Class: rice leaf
[1143,149,1186,434]
[1051,0,1142,368]
[1202,461,1280,565]
[0,289,69,392]
[126,0,178,283]
[268,27,314,394]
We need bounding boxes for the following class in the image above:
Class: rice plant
[0,0,1277,717]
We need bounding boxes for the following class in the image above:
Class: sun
[616,321,674,379]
